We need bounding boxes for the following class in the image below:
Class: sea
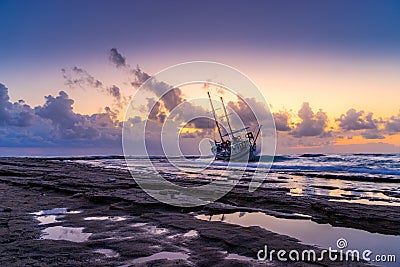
[71,153,400,207]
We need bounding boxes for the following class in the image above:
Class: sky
[0,0,400,156]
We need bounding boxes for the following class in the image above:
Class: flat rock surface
[1,158,396,266]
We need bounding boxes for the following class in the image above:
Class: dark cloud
[290,102,328,138]
[361,130,385,139]
[106,85,122,106]
[188,117,215,130]
[35,91,76,129]
[337,108,377,131]
[107,49,180,115]
[0,84,121,150]
[167,101,211,131]
[9,103,35,127]
[146,98,166,123]
[62,67,126,111]
[125,116,142,126]
[108,49,187,121]
[134,75,184,114]
[0,84,11,125]
[62,67,103,89]
[180,130,203,139]
[35,91,101,139]
[109,48,127,68]
[161,88,184,112]
[108,49,184,114]
[131,66,151,88]
[227,97,267,128]
[0,84,36,127]
[385,113,400,133]
[175,117,216,139]
[107,85,121,100]
[107,49,149,87]
[273,111,291,131]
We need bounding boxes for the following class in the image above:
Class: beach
[0,157,399,266]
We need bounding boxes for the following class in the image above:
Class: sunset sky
[1,0,399,155]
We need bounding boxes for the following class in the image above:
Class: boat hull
[212,143,256,162]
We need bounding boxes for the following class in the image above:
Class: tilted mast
[220,96,234,138]
[207,92,224,142]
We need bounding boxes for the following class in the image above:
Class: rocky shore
[1,158,398,266]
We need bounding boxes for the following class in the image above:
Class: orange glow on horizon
[334,134,400,146]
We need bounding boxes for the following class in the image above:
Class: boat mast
[207,92,224,142]
[220,97,234,138]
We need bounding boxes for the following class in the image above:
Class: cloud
[385,113,400,133]
[227,97,269,128]
[108,49,149,88]
[0,84,11,125]
[178,117,215,139]
[0,84,36,127]
[9,101,35,127]
[130,65,182,112]
[106,85,121,101]
[180,130,206,139]
[62,66,103,89]
[290,102,329,138]
[108,49,185,118]
[109,48,127,68]
[131,66,151,88]
[146,97,166,123]
[61,67,126,112]
[337,108,377,131]
[35,91,77,129]
[187,117,215,130]
[273,111,291,131]
[0,84,121,150]
[161,88,184,112]
[361,130,385,139]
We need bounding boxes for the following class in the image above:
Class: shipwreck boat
[207,92,261,162]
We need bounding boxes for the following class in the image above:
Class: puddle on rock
[31,208,81,225]
[131,222,148,227]
[41,226,92,242]
[183,230,198,238]
[130,223,168,235]
[31,208,81,216]
[95,249,120,258]
[196,212,400,267]
[122,251,189,265]
[225,252,254,261]
[144,225,169,235]
[32,208,91,243]
[85,216,127,222]
[35,215,65,225]
[168,230,199,239]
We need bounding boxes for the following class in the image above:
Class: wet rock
[0,158,396,266]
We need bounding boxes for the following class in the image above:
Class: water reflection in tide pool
[31,208,81,225]
[94,249,120,258]
[84,216,127,222]
[120,251,189,266]
[41,226,92,242]
[196,212,400,267]
[31,208,91,242]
